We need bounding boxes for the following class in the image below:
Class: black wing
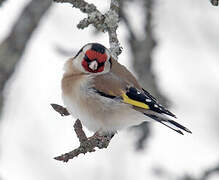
[126,87,177,118]
[91,86,176,118]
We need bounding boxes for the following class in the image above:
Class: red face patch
[81,49,107,73]
[85,50,107,63]
[81,50,107,73]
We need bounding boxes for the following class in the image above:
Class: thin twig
[73,119,88,143]
[51,103,70,116]
[51,104,114,162]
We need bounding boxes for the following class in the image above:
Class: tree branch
[120,0,167,150]
[54,0,122,59]
[0,0,52,114]
[153,163,219,180]
[52,0,121,162]
[210,0,218,6]
[51,103,70,116]
[107,0,121,58]
[0,0,6,6]
[200,164,219,180]
[51,104,114,162]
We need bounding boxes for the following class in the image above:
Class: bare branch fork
[51,104,114,162]
[52,0,121,162]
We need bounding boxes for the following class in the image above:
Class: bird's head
[72,43,112,74]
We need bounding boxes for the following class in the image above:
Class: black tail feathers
[144,114,192,135]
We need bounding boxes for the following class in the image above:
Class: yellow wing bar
[121,93,150,109]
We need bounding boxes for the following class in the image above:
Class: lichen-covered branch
[107,0,121,58]
[51,104,114,162]
[54,0,122,59]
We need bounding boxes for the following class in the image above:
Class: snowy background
[0,0,219,180]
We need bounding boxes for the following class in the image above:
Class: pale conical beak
[88,60,98,71]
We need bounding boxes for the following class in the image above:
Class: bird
[61,43,192,136]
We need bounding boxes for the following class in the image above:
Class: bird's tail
[144,113,192,135]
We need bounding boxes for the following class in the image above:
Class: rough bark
[54,0,122,59]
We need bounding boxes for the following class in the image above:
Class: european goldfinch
[62,43,191,135]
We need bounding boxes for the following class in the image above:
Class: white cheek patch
[89,61,98,71]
